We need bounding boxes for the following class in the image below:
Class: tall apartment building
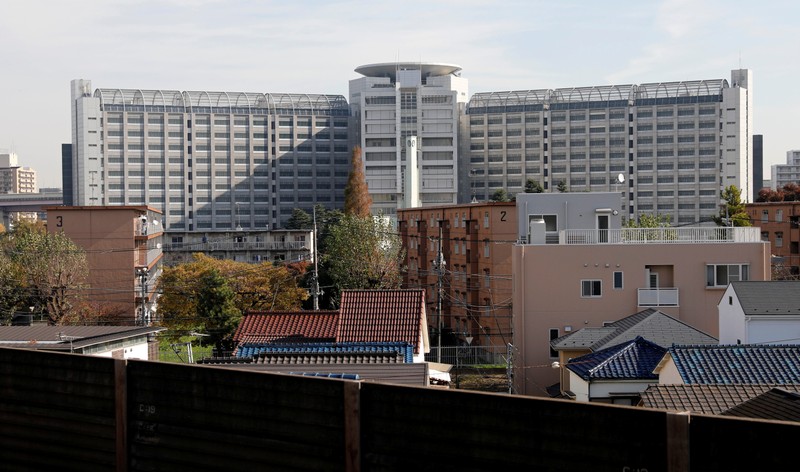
[398,202,516,350]
[0,152,37,194]
[70,79,351,233]
[349,63,469,216]
[771,150,800,189]
[466,69,753,224]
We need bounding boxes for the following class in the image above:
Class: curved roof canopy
[355,62,462,81]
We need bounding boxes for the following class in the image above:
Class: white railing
[638,288,679,307]
[163,241,309,252]
[558,227,761,245]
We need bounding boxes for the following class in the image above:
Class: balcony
[558,227,761,245]
[638,288,679,307]
[163,240,309,252]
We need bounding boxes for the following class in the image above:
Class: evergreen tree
[524,179,544,193]
[323,215,404,306]
[284,208,313,229]
[490,189,512,202]
[557,180,568,193]
[714,185,752,227]
[344,146,372,217]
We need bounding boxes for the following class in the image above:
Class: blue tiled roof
[236,341,414,363]
[567,336,667,381]
[668,345,800,385]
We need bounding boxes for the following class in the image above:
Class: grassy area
[158,337,214,363]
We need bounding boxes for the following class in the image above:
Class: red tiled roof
[337,289,426,353]
[233,311,339,344]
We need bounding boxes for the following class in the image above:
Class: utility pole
[137,268,149,326]
[433,224,446,363]
[506,343,514,394]
[311,207,322,310]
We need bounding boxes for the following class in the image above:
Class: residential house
[565,336,665,405]
[745,201,800,277]
[46,206,163,325]
[552,308,717,394]
[655,345,800,385]
[512,192,770,396]
[719,281,800,345]
[202,290,431,386]
[0,325,163,360]
[398,202,516,350]
[640,384,800,415]
[721,388,800,422]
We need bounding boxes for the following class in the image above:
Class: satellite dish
[617,173,625,184]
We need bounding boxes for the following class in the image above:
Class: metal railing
[638,287,679,307]
[425,345,508,366]
[163,241,308,252]
[559,227,761,245]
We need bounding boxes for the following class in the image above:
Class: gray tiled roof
[667,345,800,384]
[552,309,717,351]
[640,384,800,414]
[0,326,163,350]
[731,281,800,316]
[722,388,800,422]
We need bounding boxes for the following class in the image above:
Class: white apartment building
[0,152,37,194]
[467,69,753,224]
[349,63,469,216]
[771,150,800,189]
[70,79,351,233]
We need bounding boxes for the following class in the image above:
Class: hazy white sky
[0,0,798,188]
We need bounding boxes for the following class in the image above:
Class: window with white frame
[776,232,784,248]
[777,209,783,222]
[706,264,749,288]
[484,240,490,258]
[581,280,602,297]
[761,209,769,223]
[484,211,489,228]
[613,271,623,289]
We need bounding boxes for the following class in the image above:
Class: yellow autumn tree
[158,254,309,344]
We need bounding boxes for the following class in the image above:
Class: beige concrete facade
[512,235,770,396]
[46,206,163,325]
[398,202,516,348]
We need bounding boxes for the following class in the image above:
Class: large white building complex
[69,79,351,232]
[771,150,800,189]
[466,69,753,224]
[69,67,754,233]
[349,63,468,216]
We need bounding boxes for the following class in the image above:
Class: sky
[0,0,798,188]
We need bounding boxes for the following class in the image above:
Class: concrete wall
[718,284,746,344]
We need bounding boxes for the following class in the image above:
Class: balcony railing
[559,227,761,245]
[638,288,679,307]
[163,241,309,252]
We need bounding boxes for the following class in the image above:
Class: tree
[284,208,313,230]
[524,179,544,193]
[344,146,372,217]
[196,269,240,353]
[557,180,568,193]
[490,189,512,202]
[323,215,404,306]
[714,185,752,227]
[625,213,672,228]
[158,253,308,344]
[2,226,88,325]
